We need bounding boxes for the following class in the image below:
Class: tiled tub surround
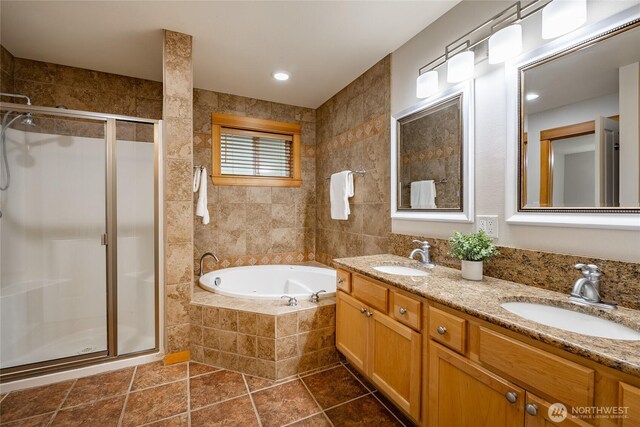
[389,233,640,311]
[315,56,392,265]
[192,89,317,275]
[0,360,414,426]
[332,254,640,376]
[189,290,338,380]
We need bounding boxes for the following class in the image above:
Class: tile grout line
[46,378,77,427]
[189,391,251,414]
[242,374,263,427]
[340,361,376,393]
[322,391,373,413]
[116,365,138,427]
[370,392,410,427]
[186,362,191,427]
[297,373,335,426]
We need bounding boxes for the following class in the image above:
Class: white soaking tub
[198,265,336,300]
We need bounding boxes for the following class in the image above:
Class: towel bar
[403,178,447,188]
[325,170,366,180]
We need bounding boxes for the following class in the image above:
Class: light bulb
[447,51,475,83]
[489,24,523,64]
[416,70,439,98]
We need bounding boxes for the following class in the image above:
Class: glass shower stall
[0,102,160,381]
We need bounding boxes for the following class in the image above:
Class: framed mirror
[506,8,640,229]
[519,19,640,213]
[391,81,474,222]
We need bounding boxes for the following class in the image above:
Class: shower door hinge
[101,233,108,246]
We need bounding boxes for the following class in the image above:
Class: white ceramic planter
[461,260,483,281]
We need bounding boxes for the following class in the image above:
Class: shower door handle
[101,233,108,246]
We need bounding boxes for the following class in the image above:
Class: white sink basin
[501,302,640,341]
[372,265,429,276]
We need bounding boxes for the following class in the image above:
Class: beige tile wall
[163,30,194,354]
[192,90,317,274]
[315,56,392,265]
[1,45,14,99]
[189,303,338,380]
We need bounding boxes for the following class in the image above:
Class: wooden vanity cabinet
[428,341,525,427]
[524,393,592,427]
[335,269,423,421]
[619,382,640,427]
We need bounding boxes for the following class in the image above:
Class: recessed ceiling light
[272,71,290,81]
[526,93,539,101]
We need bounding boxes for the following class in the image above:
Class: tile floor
[0,360,416,426]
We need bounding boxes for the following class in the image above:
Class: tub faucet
[310,290,326,303]
[281,296,298,306]
[569,264,616,310]
[408,240,435,268]
[199,252,219,276]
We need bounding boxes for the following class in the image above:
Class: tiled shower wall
[315,56,392,264]
[1,46,14,97]
[192,91,317,274]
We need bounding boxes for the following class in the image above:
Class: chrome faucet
[408,240,435,268]
[569,264,616,310]
[199,252,219,276]
[281,296,298,306]
[310,290,326,303]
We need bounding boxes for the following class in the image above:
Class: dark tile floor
[0,361,416,426]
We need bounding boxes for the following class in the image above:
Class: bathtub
[198,265,336,300]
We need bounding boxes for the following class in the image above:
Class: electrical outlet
[476,215,499,239]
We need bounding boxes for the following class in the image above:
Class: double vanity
[333,254,640,427]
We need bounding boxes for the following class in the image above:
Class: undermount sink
[372,265,429,276]
[501,302,640,341]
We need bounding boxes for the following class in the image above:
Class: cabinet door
[524,393,591,427]
[429,341,525,427]
[336,291,369,372]
[620,382,640,427]
[369,309,421,421]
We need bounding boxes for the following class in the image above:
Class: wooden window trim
[211,113,302,187]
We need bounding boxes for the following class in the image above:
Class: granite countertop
[333,254,640,377]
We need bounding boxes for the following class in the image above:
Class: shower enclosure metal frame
[0,102,162,382]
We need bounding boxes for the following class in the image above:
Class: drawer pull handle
[399,307,407,315]
[365,311,373,318]
[436,326,447,335]
[525,403,538,416]
[505,391,518,404]
[359,307,367,314]
[338,278,344,284]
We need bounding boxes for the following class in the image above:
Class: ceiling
[524,24,640,115]
[0,1,458,108]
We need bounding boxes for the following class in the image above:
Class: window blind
[220,128,293,178]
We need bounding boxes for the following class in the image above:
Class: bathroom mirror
[391,82,474,222]
[518,19,640,213]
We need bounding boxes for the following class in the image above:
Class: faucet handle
[281,296,298,306]
[412,240,430,249]
[575,263,601,274]
[310,290,327,303]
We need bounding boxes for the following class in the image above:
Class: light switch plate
[477,215,499,238]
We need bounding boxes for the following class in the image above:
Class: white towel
[193,167,201,193]
[410,180,437,209]
[330,171,354,220]
[195,167,210,224]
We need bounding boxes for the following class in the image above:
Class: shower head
[21,113,35,127]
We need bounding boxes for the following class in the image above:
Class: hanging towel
[195,167,210,224]
[193,167,201,193]
[330,170,354,220]
[410,180,437,209]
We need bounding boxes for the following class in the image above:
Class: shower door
[0,114,109,369]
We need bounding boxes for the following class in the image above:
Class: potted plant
[448,230,499,280]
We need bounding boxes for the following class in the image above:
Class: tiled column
[163,30,194,356]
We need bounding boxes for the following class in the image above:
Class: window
[211,113,301,187]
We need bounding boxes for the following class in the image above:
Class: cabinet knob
[365,311,373,318]
[436,326,447,335]
[525,403,538,416]
[338,278,344,284]
[359,307,366,314]
[505,391,518,404]
[399,307,407,315]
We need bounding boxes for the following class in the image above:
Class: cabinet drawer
[478,327,594,409]
[352,275,388,313]
[336,269,351,293]
[390,291,421,331]
[428,307,466,354]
